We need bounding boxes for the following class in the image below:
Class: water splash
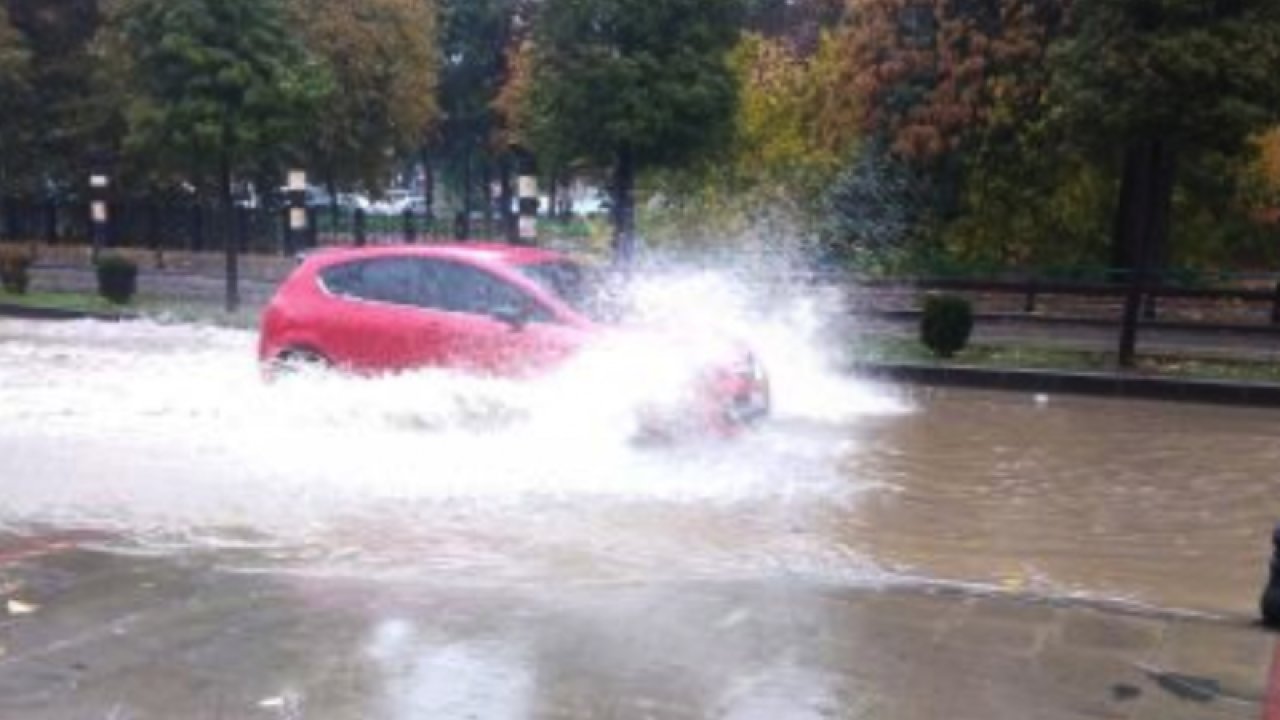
[0,270,907,583]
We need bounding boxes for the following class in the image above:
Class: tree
[109,0,328,311]
[1261,129,1280,194]
[640,30,860,255]
[743,0,844,52]
[1052,0,1280,268]
[1049,0,1280,363]
[289,0,440,196]
[4,0,107,191]
[528,0,743,263]
[435,0,526,237]
[0,6,31,193]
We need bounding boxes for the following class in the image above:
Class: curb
[859,309,1280,337]
[856,362,1280,408]
[0,302,134,322]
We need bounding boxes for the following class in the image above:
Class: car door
[425,260,584,376]
[318,257,453,372]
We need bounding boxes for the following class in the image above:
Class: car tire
[270,347,333,377]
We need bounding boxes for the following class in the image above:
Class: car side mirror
[491,303,530,331]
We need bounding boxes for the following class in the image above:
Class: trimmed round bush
[920,293,974,359]
[96,254,139,304]
[0,247,32,295]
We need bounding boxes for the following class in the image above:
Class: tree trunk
[220,152,239,314]
[459,147,472,240]
[549,170,561,220]
[326,175,339,231]
[499,153,515,244]
[420,148,434,222]
[611,145,636,267]
[1116,138,1177,367]
[482,159,494,238]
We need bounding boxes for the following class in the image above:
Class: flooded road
[844,391,1280,615]
[2,316,1278,616]
[3,312,1280,719]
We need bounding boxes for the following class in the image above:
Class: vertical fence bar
[1,197,12,240]
[402,210,416,244]
[148,202,164,268]
[354,208,366,247]
[236,205,249,253]
[43,199,57,245]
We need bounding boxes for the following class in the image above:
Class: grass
[0,290,126,315]
[854,334,1280,384]
[0,289,261,329]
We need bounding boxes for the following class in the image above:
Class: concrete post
[517,151,538,246]
[89,173,109,263]
[285,170,307,256]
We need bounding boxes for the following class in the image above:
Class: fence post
[1,198,12,240]
[148,202,165,269]
[354,209,367,247]
[236,205,249,254]
[1023,281,1038,314]
[191,205,204,252]
[1271,281,1280,325]
[43,200,57,245]
[306,209,318,248]
[403,209,416,244]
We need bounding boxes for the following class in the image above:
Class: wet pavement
[3,307,1280,718]
[0,545,1273,720]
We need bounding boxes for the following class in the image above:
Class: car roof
[304,243,571,269]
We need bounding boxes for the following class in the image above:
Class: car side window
[424,261,552,323]
[323,258,424,307]
[319,261,365,298]
[361,259,425,306]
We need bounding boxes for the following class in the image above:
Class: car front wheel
[268,347,333,378]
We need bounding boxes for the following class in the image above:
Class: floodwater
[1,280,1278,618]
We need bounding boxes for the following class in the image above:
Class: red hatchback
[258,244,770,432]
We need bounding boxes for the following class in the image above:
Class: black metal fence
[0,197,509,255]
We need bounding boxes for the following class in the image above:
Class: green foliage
[1047,0,1280,271]
[108,0,330,187]
[1050,0,1280,160]
[942,153,1114,270]
[0,7,31,193]
[920,294,974,359]
[434,0,522,210]
[528,0,742,175]
[3,0,111,190]
[639,30,860,254]
[0,245,32,295]
[292,0,440,193]
[95,254,138,304]
[822,140,932,274]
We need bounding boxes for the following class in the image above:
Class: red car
[258,244,770,433]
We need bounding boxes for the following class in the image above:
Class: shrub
[96,254,139,304]
[920,294,974,359]
[0,247,33,295]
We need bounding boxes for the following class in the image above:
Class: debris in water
[5,599,37,616]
